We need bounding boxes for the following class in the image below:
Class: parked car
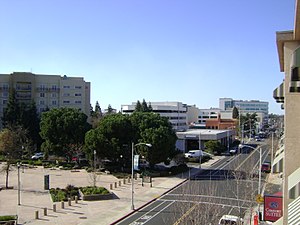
[31,152,44,160]
[184,150,203,159]
[218,214,244,225]
[261,162,271,173]
[229,149,237,155]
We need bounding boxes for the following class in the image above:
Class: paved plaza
[0,161,203,225]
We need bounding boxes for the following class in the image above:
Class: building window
[75,100,82,104]
[63,93,70,97]
[63,85,70,89]
[2,92,8,97]
[52,100,57,105]
[51,93,57,98]
[2,84,9,90]
[75,93,82,97]
[40,93,45,98]
[63,100,70,104]
[289,186,296,199]
[40,100,45,105]
[75,86,82,89]
[3,99,7,104]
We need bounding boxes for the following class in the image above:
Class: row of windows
[38,100,82,105]
[40,93,82,97]
[63,85,82,89]
[169,117,186,120]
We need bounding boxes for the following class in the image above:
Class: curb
[110,157,224,224]
[110,178,188,225]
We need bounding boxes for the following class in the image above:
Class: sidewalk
[243,172,283,225]
[0,157,223,225]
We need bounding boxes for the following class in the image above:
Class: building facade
[219,98,269,115]
[272,1,300,223]
[0,72,91,124]
[122,101,189,131]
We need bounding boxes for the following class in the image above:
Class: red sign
[264,195,283,222]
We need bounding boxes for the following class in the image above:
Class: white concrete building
[0,72,91,122]
[198,108,220,125]
[121,101,189,131]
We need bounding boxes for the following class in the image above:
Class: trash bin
[44,175,50,190]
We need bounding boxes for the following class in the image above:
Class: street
[116,144,270,225]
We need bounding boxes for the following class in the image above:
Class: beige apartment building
[272,0,300,224]
[0,72,91,125]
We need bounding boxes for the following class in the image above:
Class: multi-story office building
[0,72,91,124]
[219,98,269,115]
[121,101,188,131]
[272,1,300,223]
[198,108,220,125]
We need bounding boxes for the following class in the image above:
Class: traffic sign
[256,194,264,204]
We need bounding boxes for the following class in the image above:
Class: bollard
[35,210,39,219]
[110,183,113,190]
[119,180,121,186]
[75,196,78,204]
[44,208,47,216]
[53,204,56,212]
[114,182,117,188]
[123,178,126,184]
[61,201,64,209]
[68,198,71,206]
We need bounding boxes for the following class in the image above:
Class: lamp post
[131,142,152,210]
[17,162,21,205]
[93,150,96,171]
[239,144,263,218]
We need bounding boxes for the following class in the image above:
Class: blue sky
[0,0,295,114]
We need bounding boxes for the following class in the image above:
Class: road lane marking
[165,193,253,203]
[142,200,175,224]
[173,203,197,225]
[129,200,173,225]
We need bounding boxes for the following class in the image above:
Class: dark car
[261,163,271,173]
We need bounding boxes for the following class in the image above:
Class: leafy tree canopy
[40,108,91,158]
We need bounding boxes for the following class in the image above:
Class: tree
[106,104,114,114]
[0,126,27,188]
[135,99,152,112]
[85,113,133,164]
[205,140,226,155]
[2,90,41,152]
[90,101,103,128]
[135,100,142,112]
[232,107,239,119]
[240,113,258,137]
[40,108,91,159]
[130,112,177,166]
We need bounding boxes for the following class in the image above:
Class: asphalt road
[116,143,270,225]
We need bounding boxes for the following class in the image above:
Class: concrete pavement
[0,156,223,225]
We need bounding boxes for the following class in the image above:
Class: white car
[184,150,203,158]
[31,152,44,160]
[218,215,244,225]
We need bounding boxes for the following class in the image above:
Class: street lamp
[17,162,21,205]
[238,144,262,195]
[131,142,152,210]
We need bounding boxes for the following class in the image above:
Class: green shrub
[80,186,109,195]
[50,185,79,202]
[0,215,17,221]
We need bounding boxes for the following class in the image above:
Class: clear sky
[0,0,295,114]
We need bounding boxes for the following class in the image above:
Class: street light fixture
[131,142,152,210]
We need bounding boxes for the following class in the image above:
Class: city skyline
[0,0,295,114]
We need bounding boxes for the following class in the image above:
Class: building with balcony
[0,72,91,126]
[272,0,300,224]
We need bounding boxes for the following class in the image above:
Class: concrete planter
[0,215,17,225]
[79,189,113,201]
